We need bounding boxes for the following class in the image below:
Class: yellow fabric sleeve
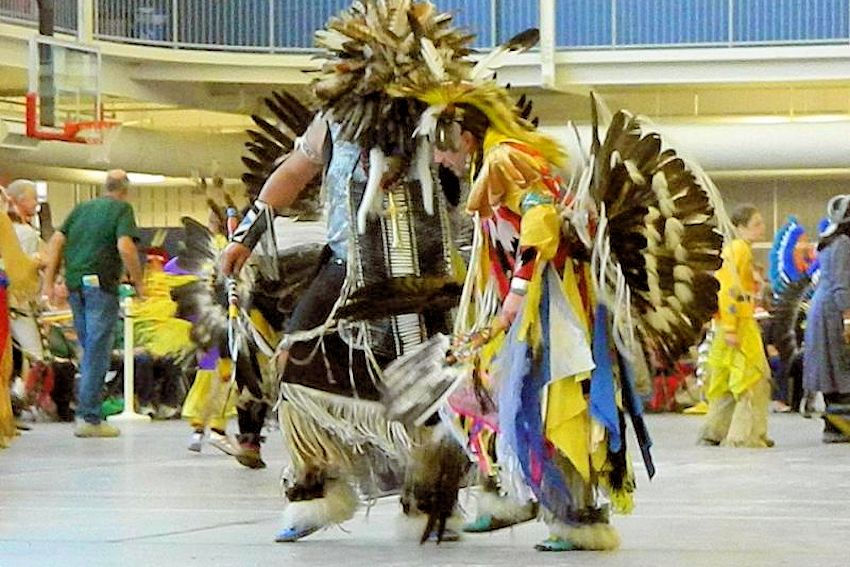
[0,212,39,302]
[716,239,755,332]
[519,203,561,261]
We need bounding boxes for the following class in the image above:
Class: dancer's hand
[724,330,739,348]
[221,242,251,276]
[499,291,525,328]
[133,281,146,301]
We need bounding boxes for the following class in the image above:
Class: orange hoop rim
[25,92,120,144]
[72,120,122,144]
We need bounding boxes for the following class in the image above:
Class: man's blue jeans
[69,287,120,424]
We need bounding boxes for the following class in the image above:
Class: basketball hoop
[79,120,122,166]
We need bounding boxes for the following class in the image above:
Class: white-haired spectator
[5,179,42,259]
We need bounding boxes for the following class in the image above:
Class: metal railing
[1,1,849,52]
[0,0,78,33]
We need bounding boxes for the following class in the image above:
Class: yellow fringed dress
[701,238,771,447]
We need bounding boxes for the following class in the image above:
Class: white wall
[45,181,247,228]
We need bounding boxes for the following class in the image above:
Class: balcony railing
[0,0,78,34]
[1,0,849,52]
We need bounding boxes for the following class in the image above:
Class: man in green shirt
[44,170,144,438]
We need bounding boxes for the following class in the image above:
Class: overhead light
[727,114,850,125]
[127,173,166,184]
[35,180,48,202]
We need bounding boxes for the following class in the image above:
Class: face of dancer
[738,211,766,243]
[432,130,476,177]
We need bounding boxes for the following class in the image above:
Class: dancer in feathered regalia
[218,0,480,543]
[390,68,730,547]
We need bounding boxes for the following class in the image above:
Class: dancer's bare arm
[221,118,327,276]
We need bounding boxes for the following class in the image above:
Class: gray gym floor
[0,413,846,566]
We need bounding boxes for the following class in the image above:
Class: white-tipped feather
[647,271,662,306]
[624,159,646,185]
[416,137,435,215]
[470,42,528,82]
[674,282,694,304]
[357,147,388,234]
[645,205,661,224]
[667,295,682,311]
[673,264,694,282]
[420,37,446,82]
[610,150,622,170]
[651,171,668,193]
[471,28,539,81]
[315,29,349,51]
[664,217,685,249]
[414,106,443,139]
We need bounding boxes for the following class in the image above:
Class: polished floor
[0,412,847,567]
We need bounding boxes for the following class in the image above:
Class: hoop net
[78,121,122,165]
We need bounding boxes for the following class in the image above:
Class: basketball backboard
[26,36,114,144]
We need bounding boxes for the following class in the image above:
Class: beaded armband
[231,200,273,251]
[510,277,530,297]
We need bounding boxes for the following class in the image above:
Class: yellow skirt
[182,359,237,430]
[706,318,768,400]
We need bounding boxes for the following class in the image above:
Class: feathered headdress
[311,0,477,233]
[312,0,473,156]
[769,216,818,296]
[384,25,562,180]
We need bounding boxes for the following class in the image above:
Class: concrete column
[539,0,556,88]
[78,0,94,43]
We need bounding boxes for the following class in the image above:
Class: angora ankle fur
[395,508,462,541]
[472,490,536,523]
[548,522,621,551]
[281,479,358,529]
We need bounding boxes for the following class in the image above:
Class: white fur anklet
[472,490,537,524]
[395,510,463,541]
[281,479,359,531]
[547,521,621,551]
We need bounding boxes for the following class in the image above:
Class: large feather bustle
[312,0,473,155]
[590,98,724,361]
